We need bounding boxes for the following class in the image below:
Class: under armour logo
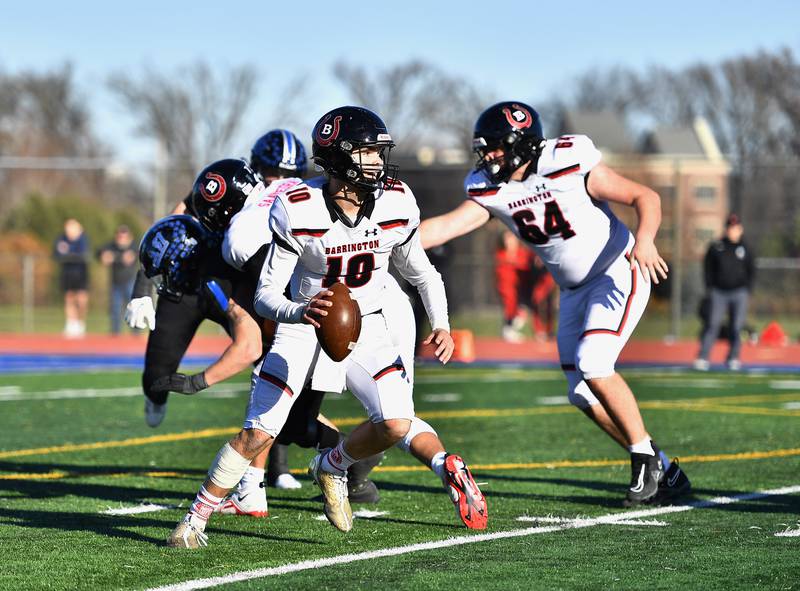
[535,184,547,192]
[365,229,378,237]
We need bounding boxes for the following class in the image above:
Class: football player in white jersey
[420,101,690,507]
[166,107,486,548]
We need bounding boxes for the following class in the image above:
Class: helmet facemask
[473,131,544,184]
[342,140,397,194]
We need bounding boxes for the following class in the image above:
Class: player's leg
[395,416,487,529]
[696,288,726,368]
[141,294,204,427]
[727,288,748,368]
[574,254,676,505]
[169,323,317,546]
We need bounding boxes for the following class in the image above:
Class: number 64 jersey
[254,176,449,332]
[465,134,632,289]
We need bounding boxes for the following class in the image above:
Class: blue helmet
[138,215,218,301]
[250,129,307,178]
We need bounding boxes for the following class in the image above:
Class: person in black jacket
[694,214,756,371]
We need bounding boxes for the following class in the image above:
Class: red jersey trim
[378,219,409,230]
[258,371,294,397]
[581,253,636,338]
[291,228,327,237]
[373,363,405,381]
[544,164,580,179]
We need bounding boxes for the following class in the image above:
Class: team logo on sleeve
[315,115,342,146]
[200,172,226,202]
[502,104,532,129]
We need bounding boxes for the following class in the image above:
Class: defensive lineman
[420,101,690,506]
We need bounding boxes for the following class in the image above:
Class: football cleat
[443,454,487,530]
[623,450,664,507]
[348,478,380,504]
[166,515,208,549]
[308,452,352,532]
[272,473,302,490]
[649,458,692,505]
[215,484,269,518]
[144,398,167,428]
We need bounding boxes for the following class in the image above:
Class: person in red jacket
[495,229,530,342]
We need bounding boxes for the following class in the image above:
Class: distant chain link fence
[1,162,798,334]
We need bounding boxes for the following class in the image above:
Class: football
[314,282,362,362]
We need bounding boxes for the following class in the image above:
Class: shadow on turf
[0,506,325,546]
[0,460,205,504]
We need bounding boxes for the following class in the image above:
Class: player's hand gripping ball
[313,282,361,362]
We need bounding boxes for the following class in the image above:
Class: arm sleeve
[253,199,305,323]
[391,229,450,332]
[703,245,714,289]
[131,268,155,299]
[745,241,757,290]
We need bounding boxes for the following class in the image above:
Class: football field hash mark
[143,485,800,591]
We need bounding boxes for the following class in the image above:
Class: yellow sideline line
[4,447,800,481]
[2,392,799,461]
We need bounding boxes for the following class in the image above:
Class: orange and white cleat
[443,454,487,530]
[215,485,269,518]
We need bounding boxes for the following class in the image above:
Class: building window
[694,185,717,200]
[657,186,675,200]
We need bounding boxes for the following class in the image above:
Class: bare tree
[333,60,492,152]
[108,61,257,176]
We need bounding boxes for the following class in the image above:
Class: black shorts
[61,265,88,292]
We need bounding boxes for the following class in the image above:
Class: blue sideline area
[0,354,217,374]
[1,354,799,374]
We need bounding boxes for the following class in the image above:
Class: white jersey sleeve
[389,191,450,331]
[537,134,601,178]
[253,197,305,323]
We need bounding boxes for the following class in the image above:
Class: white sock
[237,466,265,494]
[321,441,356,475]
[188,485,224,529]
[659,450,671,471]
[430,451,447,479]
[628,438,655,456]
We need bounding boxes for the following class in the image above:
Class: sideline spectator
[495,230,530,342]
[528,253,556,341]
[53,218,90,338]
[694,214,756,371]
[98,225,138,334]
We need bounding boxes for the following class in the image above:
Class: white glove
[124,296,156,330]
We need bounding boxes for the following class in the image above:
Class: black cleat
[648,458,691,505]
[623,450,664,507]
[348,478,380,503]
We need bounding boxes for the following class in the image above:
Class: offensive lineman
[166,106,487,548]
[420,101,690,507]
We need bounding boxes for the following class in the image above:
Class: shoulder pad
[464,169,501,198]
[537,135,601,178]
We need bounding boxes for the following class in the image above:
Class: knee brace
[395,417,438,453]
[565,370,600,409]
[207,442,252,490]
[575,337,617,380]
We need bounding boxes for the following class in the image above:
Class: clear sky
[2,0,799,174]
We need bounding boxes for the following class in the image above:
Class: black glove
[150,372,209,395]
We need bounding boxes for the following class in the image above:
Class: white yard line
[516,516,668,526]
[775,528,800,537]
[143,484,800,591]
[0,385,247,402]
[769,380,800,390]
[102,503,182,515]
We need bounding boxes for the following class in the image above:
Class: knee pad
[565,370,599,409]
[207,442,253,490]
[395,417,438,453]
[575,352,615,380]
